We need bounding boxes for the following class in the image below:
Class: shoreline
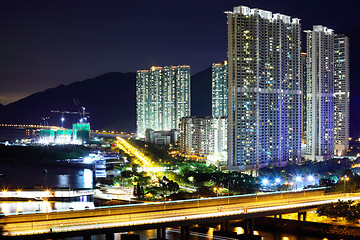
[0,158,93,169]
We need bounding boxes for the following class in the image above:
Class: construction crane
[51,108,90,128]
[41,117,50,127]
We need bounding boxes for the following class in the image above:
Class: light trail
[3,193,360,237]
[116,137,156,179]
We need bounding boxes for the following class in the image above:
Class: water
[0,201,95,215]
[62,227,329,240]
[0,162,93,189]
[0,127,36,142]
[0,161,94,214]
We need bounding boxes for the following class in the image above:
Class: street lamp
[261,178,269,192]
[307,175,315,183]
[262,178,269,185]
[341,175,349,197]
[295,175,302,190]
[213,187,218,197]
[275,178,281,184]
[274,178,281,192]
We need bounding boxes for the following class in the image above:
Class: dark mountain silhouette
[0,72,137,132]
[347,26,360,138]
[191,66,212,117]
[0,68,214,133]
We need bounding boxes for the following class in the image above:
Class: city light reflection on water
[62,229,333,240]
[234,227,244,234]
[0,162,95,216]
[0,201,94,215]
[57,174,70,188]
[0,162,93,189]
[206,227,214,237]
[83,169,93,188]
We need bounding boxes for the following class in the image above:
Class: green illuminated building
[55,129,72,144]
[72,123,90,144]
[39,129,55,143]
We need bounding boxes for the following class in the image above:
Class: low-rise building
[145,128,178,145]
[179,116,227,164]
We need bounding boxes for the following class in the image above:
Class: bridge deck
[2,190,360,239]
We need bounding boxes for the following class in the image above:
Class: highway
[2,190,360,237]
[116,137,157,180]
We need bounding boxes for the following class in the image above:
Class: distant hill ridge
[0,69,212,133]
[0,72,137,132]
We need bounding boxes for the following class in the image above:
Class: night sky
[1,0,358,105]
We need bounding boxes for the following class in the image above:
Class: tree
[133,183,144,198]
[317,200,360,223]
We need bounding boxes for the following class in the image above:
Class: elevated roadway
[2,189,360,239]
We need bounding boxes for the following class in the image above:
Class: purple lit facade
[226,6,302,171]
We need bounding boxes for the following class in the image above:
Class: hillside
[0,72,137,132]
[191,66,212,117]
[347,26,360,138]
[0,68,213,133]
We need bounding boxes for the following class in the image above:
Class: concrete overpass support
[298,211,307,221]
[244,218,254,235]
[106,233,114,240]
[162,227,166,239]
[121,234,140,240]
[272,232,281,240]
[156,227,166,239]
[220,221,229,232]
[83,234,92,240]
[180,226,190,240]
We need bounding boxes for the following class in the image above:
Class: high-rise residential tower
[136,65,190,137]
[136,69,150,137]
[301,52,307,148]
[305,25,334,161]
[334,35,350,156]
[226,6,302,171]
[212,61,228,117]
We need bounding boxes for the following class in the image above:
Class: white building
[305,25,335,161]
[334,35,350,156]
[136,65,191,137]
[226,6,302,171]
[179,117,227,162]
[145,128,178,145]
[212,61,228,118]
